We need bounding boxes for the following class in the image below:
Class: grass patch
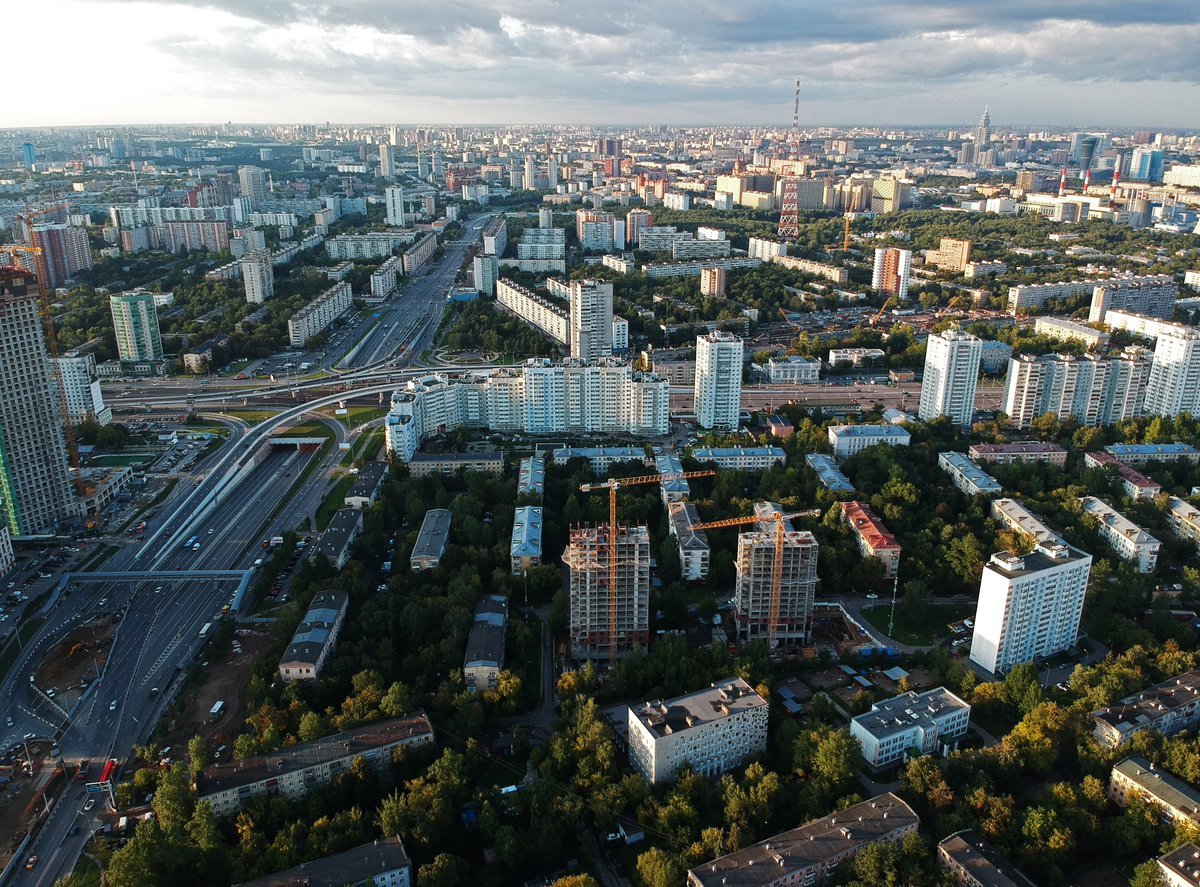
[60,854,102,887]
[88,453,155,467]
[223,409,283,425]
[341,429,385,467]
[334,405,388,426]
[860,602,976,646]
[316,475,357,530]
[275,422,335,439]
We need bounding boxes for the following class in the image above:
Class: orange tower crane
[689,509,821,648]
[579,470,716,664]
[0,244,88,496]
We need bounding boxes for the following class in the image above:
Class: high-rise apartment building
[240,250,274,304]
[925,238,973,273]
[1003,350,1151,429]
[109,290,164,363]
[872,247,912,299]
[700,267,726,297]
[626,208,653,247]
[0,269,72,535]
[569,280,614,359]
[694,331,743,431]
[385,186,407,227]
[733,502,818,647]
[28,224,92,290]
[379,143,396,178]
[472,254,498,296]
[54,352,111,426]
[565,524,650,660]
[969,540,1092,675]
[1145,327,1200,419]
[1088,275,1177,324]
[919,329,982,427]
[237,165,268,206]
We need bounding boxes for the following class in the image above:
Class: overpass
[55,569,256,611]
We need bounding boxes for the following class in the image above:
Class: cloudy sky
[11,0,1200,128]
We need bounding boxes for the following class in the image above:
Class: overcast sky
[11,0,1200,128]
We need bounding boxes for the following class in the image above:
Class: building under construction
[733,502,819,647]
[565,524,651,661]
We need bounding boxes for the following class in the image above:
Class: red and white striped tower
[1058,167,1068,197]
[1083,168,1092,192]
[1110,165,1121,209]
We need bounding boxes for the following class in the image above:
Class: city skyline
[8,0,1200,128]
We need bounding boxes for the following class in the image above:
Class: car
[207,528,214,534]
[24,856,36,870]
[46,688,56,699]
[109,700,117,711]
[68,825,79,837]
[4,716,11,727]
[865,593,879,600]
[83,798,95,812]
[5,581,12,589]
[98,598,108,607]
[154,586,163,594]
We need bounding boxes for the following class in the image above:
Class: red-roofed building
[1085,451,1162,501]
[841,501,901,578]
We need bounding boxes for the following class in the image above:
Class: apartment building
[920,329,982,427]
[1083,452,1161,500]
[54,352,111,426]
[733,502,819,646]
[643,257,762,279]
[1002,350,1152,429]
[517,455,545,498]
[1106,444,1200,464]
[1093,671,1200,748]
[969,442,1067,466]
[569,279,614,359]
[402,233,437,275]
[1103,310,1182,340]
[1007,279,1097,314]
[700,266,726,298]
[655,452,689,504]
[555,447,651,475]
[411,508,452,571]
[565,524,650,660]
[110,289,164,362]
[841,501,900,577]
[828,347,886,367]
[278,591,349,683]
[690,447,786,471]
[481,215,507,256]
[471,254,497,296]
[873,247,913,299]
[326,231,414,260]
[464,595,507,693]
[310,509,362,570]
[925,237,973,273]
[850,687,971,769]
[194,715,434,817]
[343,462,389,510]
[768,253,849,284]
[234,837,412,887]
[1145,326,1200,419]
[495,278,569,344]
[510,505,543,575]
[1033,316,1110,349]
[0,528,14,577]
[407,453,504,477]
[240,250,274,304]
[627,678,768,784]
[806,454,855,493]
[1077,496,1160,573]
[766,355,821,384]
[937,831,1036,887]
[1109,757,1200,826]
[1158,843,1200,887]
[939,452,1002,496]
[990,499,1062,547]
[694,331,744,431]
[667,501,710,581]
[1166,497,1200,552]
[747,237,788,260]
[288,281,352,347]
[970,540,1092,675]
[1088,274,1177,323]
[686,793,919,887]
[673,238,731,260]
[828,424,912,458]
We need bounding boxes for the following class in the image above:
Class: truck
[209,700,225,720]
[269,536,284,548]
[198,622,212,639]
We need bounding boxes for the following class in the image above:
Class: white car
[109,700,117,711]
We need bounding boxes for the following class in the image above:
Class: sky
[10,0,1200,128]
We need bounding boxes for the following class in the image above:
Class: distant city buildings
[1002,350,1151,429]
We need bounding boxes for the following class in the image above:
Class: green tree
[636,847,685,887]
[187,735,209,778]
[417,853,471,887]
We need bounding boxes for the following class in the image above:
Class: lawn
[224,409,283,425]
[275,421,335,440]
[341,428,385,467]
[88,453,155,467]
[316,474,357,529]
[860,602,976,646]
[61,855,102,887]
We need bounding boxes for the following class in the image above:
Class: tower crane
[0,244,88,497]
[579,470,716,665]
[689,508,821,649]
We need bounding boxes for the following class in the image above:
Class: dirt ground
[34,619,117,711]
[806,667,853,691]
[0,750,58,872]
[156,631,273,762]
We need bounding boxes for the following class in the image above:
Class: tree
[152,763,195,839]
[1131,861,1166,887]
[417,853,471,887]
[551,877,600,887]
[636,848,685,887]
[187,735,209,778]
[297,710,327,743]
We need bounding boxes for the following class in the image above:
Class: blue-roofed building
[690,446,786,470]
[655,452,689,504]
[517,455,545,498]
[828,424,912,458]
[554,446,651,475]
[805,454,855,493]
[465,594,507,693]
[1105,443,1200,465]
[278,590,349,683]
[511,506,543,575]
[939,452,1003,496]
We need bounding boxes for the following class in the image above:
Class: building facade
[569,280,614,359]
[694,331,744,431]
[919,329,982,427]
[240,250,274,304]
[1002,350,1151,429]
[288,281,353,347]
[1078,496,1160,573]
[566,524,651,660]
[733,502,819,647]
[851,687,971,769]
[110,290,164,362]
[841,501,901,577]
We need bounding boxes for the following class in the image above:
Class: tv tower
[777,78,801,240]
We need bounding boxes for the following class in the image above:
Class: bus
[198,622,212,639]
[183,535,198,551]
[98,759,117,786]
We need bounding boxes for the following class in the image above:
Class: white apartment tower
[54,353,111,426]
[472,254,498,296]
[1003,350,1151,429]
[694,331,743,431]
[385,186,407,227]
[237,165,268,206]
[379,143,396,178]
[240,250,274,304]
[1145,327,1200,419]
[733,503,819,647]
[919,329,982,427]
[969,540,1092,675]
[569,280,614,359]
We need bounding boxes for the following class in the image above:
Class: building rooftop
[465,595,507,668]
[940,452,1003,494]
[511,506,543,559]
[691,446,786,459]
[517,455,545,496]
[1114,756,1200,818]
[1106,443,1200,459]
[970,442,1067,456]
[1093,671,1200,740]
[1078,497,1160,547]
[985,539,1090,579]
[1085,452,1161,490]
[687,793,919,887]
[938,831,1036,887]
[806,454,855,492]
[280,591,348,667]
[655,452,689,495]
[991,498,1060,544]
[841,501,899,552]
[629,677,766,740]
[554,446,648,461]
[829,424,912,440]
[195,714,434,796]
[412,508,452,563]
[668,501,710,552]
[345,461,389,501]
[852,687,969,741]
[1159,843,1200,887]
[409,451,504,466]
[310,508,362,565]
[234,837,411,887]
[1167,497,1200,527]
